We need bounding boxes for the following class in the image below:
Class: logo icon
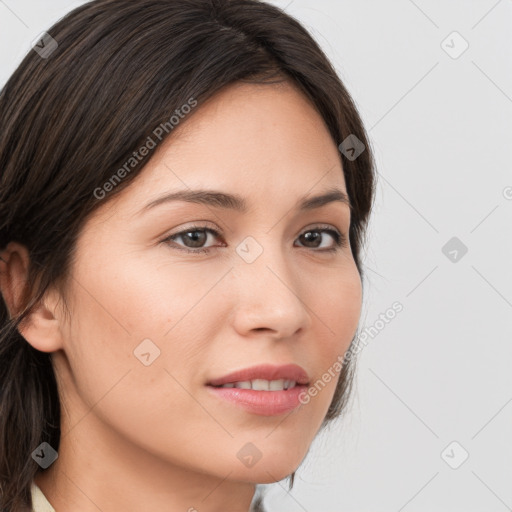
[442,237,468,263]
[441,31,469,59]
[441,441,469,469]
[134,338,161,366]
[31,442,58,469]
[32,32,58,59]
[237,442,262,468]
[338,134,365,161]
[236,236,263,264]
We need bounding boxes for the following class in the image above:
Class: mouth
[206,363,310,387]
[205,364,310,416]
[208,378,301,391]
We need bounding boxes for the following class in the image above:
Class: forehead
[96,79,347,219]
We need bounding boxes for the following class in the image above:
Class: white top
[30,482,56,512]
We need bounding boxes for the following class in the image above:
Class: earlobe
[0,241,64,353]
[17,299,64,353]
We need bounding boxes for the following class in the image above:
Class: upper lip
[207,363,310,387]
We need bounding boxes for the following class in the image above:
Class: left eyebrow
[139,186,351,215]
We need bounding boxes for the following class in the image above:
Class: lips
[205,363,311,416]
[206,363,310,387]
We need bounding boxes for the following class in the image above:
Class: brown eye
[296,228,346,251]
[175,229,209,248]
[161,224,346,255]
[162,226,221,253]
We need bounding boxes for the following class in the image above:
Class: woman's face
[50,80,362,484]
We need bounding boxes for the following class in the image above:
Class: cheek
[68,249,196,341]
[311,262,362,349]
[304,264,361,400]
[62,252,217,398]
[59,259,218,460]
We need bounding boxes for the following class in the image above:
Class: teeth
[269,379,284,390]
[234,381,251,389]
[218,379,297,390]
[285,379,296,389]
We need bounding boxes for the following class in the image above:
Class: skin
[0,79,362,512]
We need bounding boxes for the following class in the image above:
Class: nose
[229,239,312,340]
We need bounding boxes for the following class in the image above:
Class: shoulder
[30,481,56,512]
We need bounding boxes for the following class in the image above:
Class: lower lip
[206,385,308,416]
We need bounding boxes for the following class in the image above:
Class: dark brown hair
[0,0,376,510]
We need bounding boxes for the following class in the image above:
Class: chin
[229,455,305,484]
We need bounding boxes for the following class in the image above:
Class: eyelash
[161,223,347,255]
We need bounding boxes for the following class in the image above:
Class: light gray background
[1,1,511,511]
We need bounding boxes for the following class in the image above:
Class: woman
[0,0,376,510]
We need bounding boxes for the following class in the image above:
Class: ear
[0,241,64,353]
